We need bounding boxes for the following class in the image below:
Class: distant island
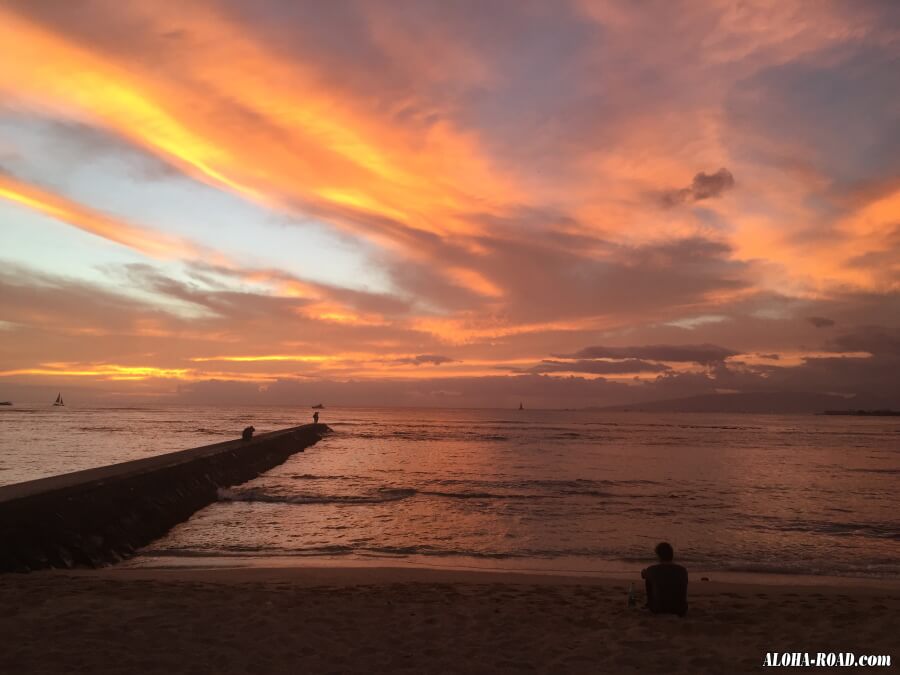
[821,410,900,417]
[589,392,898,414]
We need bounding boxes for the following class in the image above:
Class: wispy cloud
[555,344,740,365]
[0,171,212,260]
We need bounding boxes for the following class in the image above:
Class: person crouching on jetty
[641,542,688,616]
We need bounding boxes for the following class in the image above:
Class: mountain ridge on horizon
[587,391,897,414]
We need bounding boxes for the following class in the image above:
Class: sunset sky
[1,0,898,407]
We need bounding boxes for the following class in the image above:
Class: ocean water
[1,406,898,578]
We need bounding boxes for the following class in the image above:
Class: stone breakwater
[0,424,330,572]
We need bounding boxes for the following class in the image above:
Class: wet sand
[1,566,897,674]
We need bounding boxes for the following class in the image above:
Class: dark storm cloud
[660,168,735,207]
[556,343,739,364]
[807,316,836,328]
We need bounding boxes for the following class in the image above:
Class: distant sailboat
[53,393,64,407]
[518,402,524,410]
[0,401,11,406]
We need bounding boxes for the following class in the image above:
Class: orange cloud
[0,172,211,260]
[446,267,504,299]
[0,353,532,384]
[412,315,605,344]
[0,4,517,255]
[0,363,192,381]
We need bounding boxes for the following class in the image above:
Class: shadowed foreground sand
[1,567,897,674]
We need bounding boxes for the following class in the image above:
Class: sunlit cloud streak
[0,172,213,261]
[0,4,514,248]
[555,344,740,365]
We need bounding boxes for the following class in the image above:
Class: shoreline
[106,562,900,594]
[123,553,900,590]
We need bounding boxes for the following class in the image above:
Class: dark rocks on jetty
[0,423,330,573]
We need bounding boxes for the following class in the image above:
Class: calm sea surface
[1,406,898,578]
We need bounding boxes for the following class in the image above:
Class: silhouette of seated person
[641,542,688,616]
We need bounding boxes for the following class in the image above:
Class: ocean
[1,405,898,579]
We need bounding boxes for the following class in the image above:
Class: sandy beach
[1,566,896,674]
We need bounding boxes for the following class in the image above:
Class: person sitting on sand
[641,542,688,616]
[242,426,255,441]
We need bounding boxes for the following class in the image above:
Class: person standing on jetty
[313,411,319,425]
[641,542,688,616]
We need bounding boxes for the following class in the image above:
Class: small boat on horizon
[519,402,524,410]
[53,393,65,407]
[311,403,324,409]
[0,401,11,406]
